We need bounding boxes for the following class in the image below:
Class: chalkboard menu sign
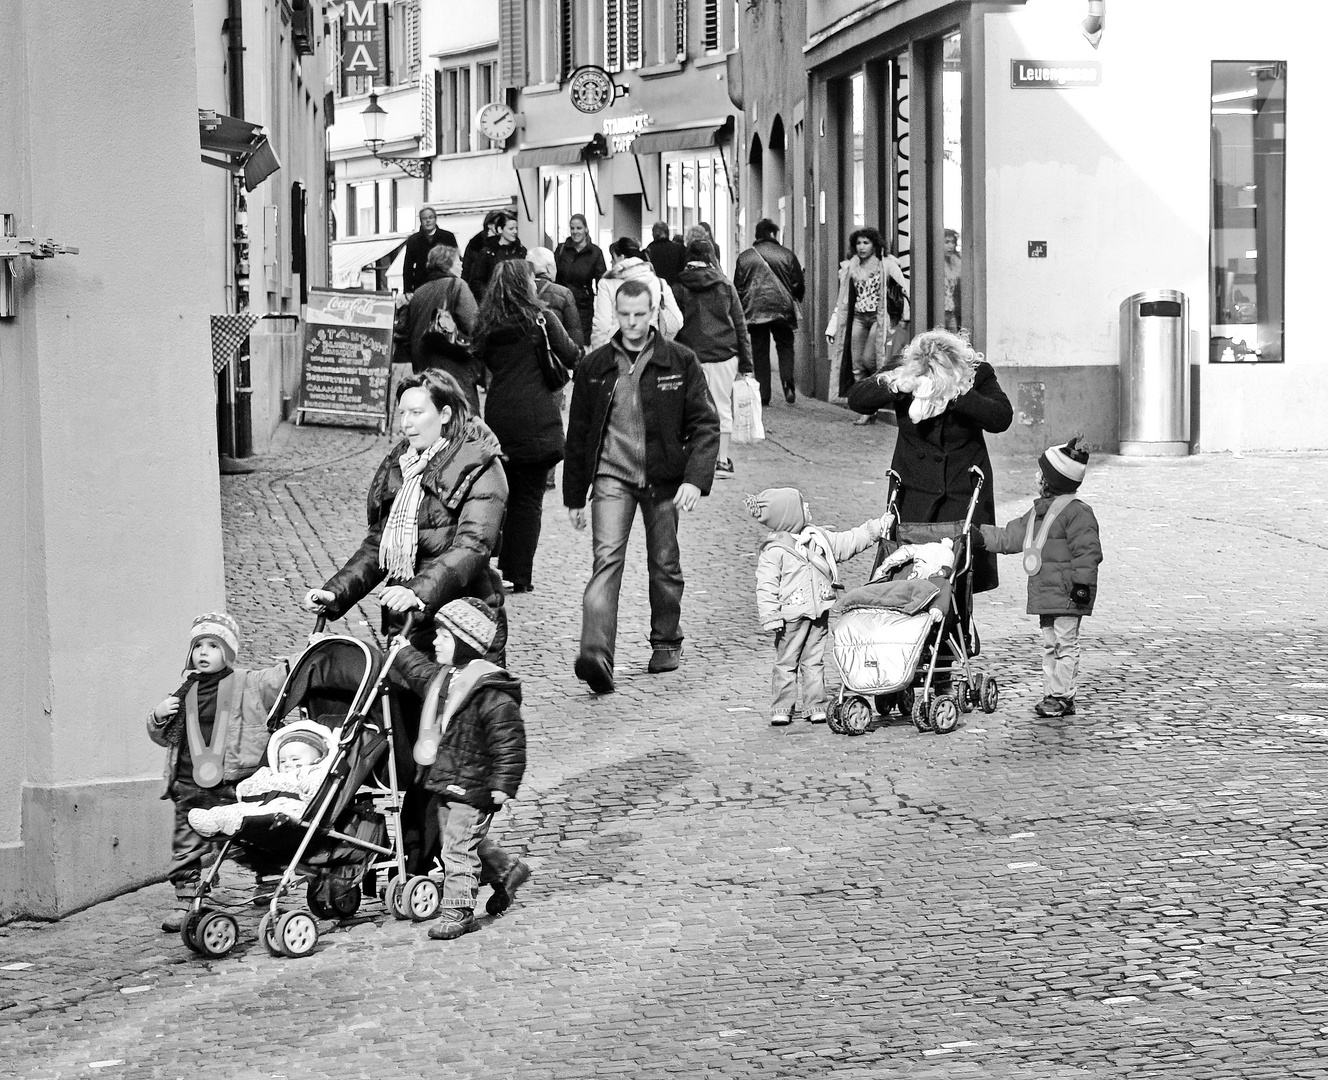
[296,288,395,431]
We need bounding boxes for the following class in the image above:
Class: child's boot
[161,886,196,933]
[428,910,477,940]
[769,713,792,726]
[486,859,531,916]
[1034,695,1075,718]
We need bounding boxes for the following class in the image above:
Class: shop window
[664,150,733,272]
[542,168,596,250]
[1210,60,1286,363]
[703,0,719,53]
[940,30,962,334]
[439,65,472,154]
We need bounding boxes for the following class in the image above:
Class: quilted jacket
[754,519,886,629]
[977,496,1103,616]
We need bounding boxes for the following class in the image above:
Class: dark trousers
[581,475,684,666]
[498,458,556,589]
[750,320,796,405]
[168,778,238,895]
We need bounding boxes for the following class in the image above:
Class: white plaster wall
[985,0,1328,451]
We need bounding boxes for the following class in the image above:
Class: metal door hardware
[1,213,79,318]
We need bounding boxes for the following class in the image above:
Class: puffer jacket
[671,264,753,370]
[321,418,508,623]
[590,257,684,348]
[755,519,885,629]
[978,496,1102,616]
[733,240,805,327]
[146,662,290,797]
[391,645,525,811]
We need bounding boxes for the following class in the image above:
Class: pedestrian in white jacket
[590,237,683,348]
[745,487,892,726]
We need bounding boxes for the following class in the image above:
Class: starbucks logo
[569,66,615,115]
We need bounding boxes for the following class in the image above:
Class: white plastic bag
[731,374,765,444]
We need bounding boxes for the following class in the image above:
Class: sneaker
[769,713,792,727]
[428,911,478,940]
[161,906,191,933]
[714,459,734,478]
[647,647,681,674]
[808,710,828,724]
[486,859,531,917]
[574,654,615,694]
[1033,695,1076,717]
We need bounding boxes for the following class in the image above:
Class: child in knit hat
[746,488,893,726]
[146,613,292,932]
[974,437,1103,717]
[388,598,530,939]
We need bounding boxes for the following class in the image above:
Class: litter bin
[1118,289,1190,456]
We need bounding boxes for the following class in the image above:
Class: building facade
[756,0,1324,453]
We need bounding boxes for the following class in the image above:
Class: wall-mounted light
[361,92,431,181]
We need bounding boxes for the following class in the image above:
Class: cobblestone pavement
[5,400,1328,1079]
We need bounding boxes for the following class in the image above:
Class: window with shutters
[498,0,528,88]
[439,65,472,155]
[476,61,498,150]
[346,184,358,238]
[674,0,687,60]
[559,0,574,80]
[623,0,642,68]
[604,0,622,73]
[703,0,719,53]
[387,1,421,85]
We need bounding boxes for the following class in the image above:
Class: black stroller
[828,466,1000,736]
[179,614,446,960]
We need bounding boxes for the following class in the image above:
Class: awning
[199,109,281,191]
[512,140,594,169]
[631,118,733,156]
[330,237,407,289]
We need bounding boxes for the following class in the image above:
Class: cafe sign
[603,113,654,153]
[1010,59,1102,89]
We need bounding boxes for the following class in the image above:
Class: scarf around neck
[380,437,448,584]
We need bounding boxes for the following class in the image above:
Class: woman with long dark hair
[473,260,580,592]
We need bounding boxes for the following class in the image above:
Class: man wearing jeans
[734,218,805,407]
[563,278,720,694]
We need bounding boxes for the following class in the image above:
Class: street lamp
[360,92,431,181]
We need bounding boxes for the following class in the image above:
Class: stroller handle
[397,610,419,642]
[313,614,327,635]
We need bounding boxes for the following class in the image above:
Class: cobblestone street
[5,400,1328,1079]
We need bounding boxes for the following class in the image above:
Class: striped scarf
[379,438,448,584]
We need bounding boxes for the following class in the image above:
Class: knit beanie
[1039,435,1090,494]
[436,598,498,660]
[743,488,807,533]
[185,612,240,670]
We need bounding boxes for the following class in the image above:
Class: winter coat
[391,646,526,811]
[847,361,1013,592]
[460,230,491,286]
[554,239,607,330]
[535,277,586,347]
[404,272,482,408]
[829,255,910,396]
[147,662,290,797]
[480,309,580,465]
[590,258,684,349]
[646,237,687,285]
[465,236,527,302]
[734,240,805,327]
[563,332,720,509]
[320,418,509,622]
[755,519,885,629]
[978,496,1102,616]
[402,227,459,294]
[671,264,753,370]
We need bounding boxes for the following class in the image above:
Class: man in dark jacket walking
[645,221,686,286]
[734,219,805,406]
[563,277,720,693]
[402,208,458,294]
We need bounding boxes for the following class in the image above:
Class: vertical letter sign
[296,288,395,432]
[343,0,382,81]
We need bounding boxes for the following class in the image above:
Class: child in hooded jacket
[389,598,530,940]
[975,437,1103,718]
[746,488,893,726]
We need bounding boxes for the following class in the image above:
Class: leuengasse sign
[1010,60,1102,89]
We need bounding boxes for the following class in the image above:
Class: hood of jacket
[604,257,656,282]
[676,264,727,291]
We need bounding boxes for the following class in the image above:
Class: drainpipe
[228,0,245,117]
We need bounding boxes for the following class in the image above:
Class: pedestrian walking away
[146,612,291,932]
[402,207,459,295]
[645,220,687,286]
[388,599,529,939]
[671,237,752,480]
[529,246,586,347]
[400,245,482,413]
[554,213,607,345]
[975,436,1102,717]
[473,260,580,594]
[734,218,805,407]
[747,489,892,726]
[590,236,684,348]
[563,277,720,694]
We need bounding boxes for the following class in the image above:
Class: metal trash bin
[1118,289,1190,456]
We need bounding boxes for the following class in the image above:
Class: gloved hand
[1070,583,1091,605]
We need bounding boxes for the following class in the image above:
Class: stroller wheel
[275,911,320,958]
[898,687,915,719]
[258,912,284,957]
[826,702,847,735]
[194,911,239,959]
[953,677,974,714]
[841,697,873,736]
[912,694,933,733]
[307,891,336,921]
[387,877,412,921]
[330,881,362,918]
[180,909,205,953]
[980,675,999,714]
[930,697,960,735]
[404,876,442,921]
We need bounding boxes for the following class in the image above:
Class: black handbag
[533,313,573,391]
[421,280,472,360]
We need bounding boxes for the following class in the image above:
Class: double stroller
[828,466,1000,737]
[179,614,448,960]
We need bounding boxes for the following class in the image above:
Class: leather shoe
[647,648,681,674]
[486,859,531,916]
[783,381,796,404]
[574,654,615,694]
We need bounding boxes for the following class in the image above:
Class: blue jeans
[581,475,685,666]
[436,799,514,912]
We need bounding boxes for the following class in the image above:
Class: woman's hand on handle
[304,589,335,613]
[379,585,424,614]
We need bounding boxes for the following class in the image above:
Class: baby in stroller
[188,721,334,838]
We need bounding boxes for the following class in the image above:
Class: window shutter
[703,0,719,52]
[674,0,687,60]
[624,0,641,67]
[558,0,574,81]
[604,0,621,73]
[498,0,528,89]
[405,1,421,82]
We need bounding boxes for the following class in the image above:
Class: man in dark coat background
[402,208,458,294]
[734,218,805,406]
[645,221,686,286]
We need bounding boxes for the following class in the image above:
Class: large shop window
[664,151,732,272]
[1210,61,1286,363]
[542,167,598,250]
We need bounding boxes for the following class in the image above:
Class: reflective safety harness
[1021,495,1080,575]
